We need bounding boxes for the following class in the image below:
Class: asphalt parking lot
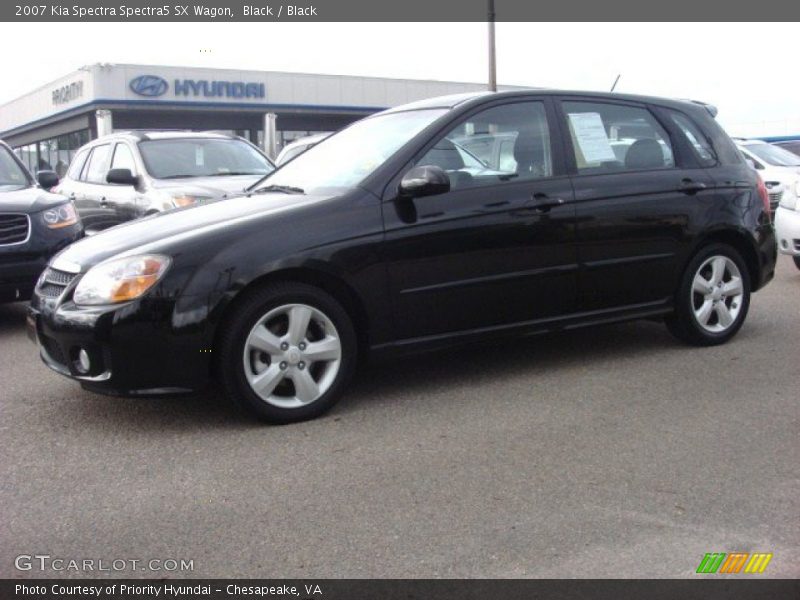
[1,256,798,579]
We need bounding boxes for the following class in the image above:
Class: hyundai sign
[129,75,265,99]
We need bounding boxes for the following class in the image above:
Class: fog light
[76,349,91,374]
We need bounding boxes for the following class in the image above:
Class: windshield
[744,143,800,167]
[254,109,448,194]
[0,146,31,191]
[139,138,274,179]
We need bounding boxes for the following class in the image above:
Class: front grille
[0,213,30,245]
[768,191,782,210]
[36,267,78,298]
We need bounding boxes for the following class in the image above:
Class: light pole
[488,0,497,91]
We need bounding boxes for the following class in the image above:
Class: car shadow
[45,318,685,433]
[340,319,678,415]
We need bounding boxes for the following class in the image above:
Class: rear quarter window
[666,110,717,167]
[67,148,89,180]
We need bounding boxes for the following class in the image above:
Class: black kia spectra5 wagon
[28,91,777,423]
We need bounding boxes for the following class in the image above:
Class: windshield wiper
[159,174,198,179]
[251,184,305,195]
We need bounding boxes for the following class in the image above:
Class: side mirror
[37,170,59,190]
[106,168,138,186]
[399,165,450,198]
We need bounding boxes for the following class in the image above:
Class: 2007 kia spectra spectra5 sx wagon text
[28,90,777,423]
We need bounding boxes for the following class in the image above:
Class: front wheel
[794,256,800,271]
[666,243,751,346]
[216,282,357,423]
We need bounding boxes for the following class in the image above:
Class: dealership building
[0,63,517,175]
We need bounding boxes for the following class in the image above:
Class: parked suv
[52,131,274,234]
[0,141,83,303]
[29,91,776,422]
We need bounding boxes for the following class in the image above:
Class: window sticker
[568,112,616,163]
[195,146,204,166]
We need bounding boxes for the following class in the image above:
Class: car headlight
[42,202,79,229]
[73,254,171,305]
[169,193,213,208]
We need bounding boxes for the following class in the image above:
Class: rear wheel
[217,282,357,423]
[666,243,751,346]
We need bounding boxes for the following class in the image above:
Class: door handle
[678,179,707,194]
[528,192,566,212]
[99,197,108,207]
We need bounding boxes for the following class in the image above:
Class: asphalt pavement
[1,256,798,578]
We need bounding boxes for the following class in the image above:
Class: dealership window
[416,101,553,190]
[562,101,674,174]
[13,129,90,176]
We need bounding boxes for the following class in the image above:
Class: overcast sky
[0,22,797,136]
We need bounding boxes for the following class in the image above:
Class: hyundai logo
[129,75,169,97]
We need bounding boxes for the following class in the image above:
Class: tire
[794,256,800,271]
[216,282,357,423]
[665,243,751,346]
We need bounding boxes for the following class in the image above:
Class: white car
[736,139,800,215]
[774,192,800,270]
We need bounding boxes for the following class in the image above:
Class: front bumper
[28,291,214,397]
[774,206,800,256]
[0,223,82,303]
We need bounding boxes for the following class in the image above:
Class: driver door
[381,99,578,342]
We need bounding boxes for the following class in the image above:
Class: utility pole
[488,0,497,91]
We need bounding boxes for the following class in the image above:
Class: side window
[67,148,89,180]
[83,144,111,184]
[562,101,674,174]
[667,110,717,167]
[416,101,552,190]
[111,143,136,174]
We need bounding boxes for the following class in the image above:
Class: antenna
[610,74,621,92]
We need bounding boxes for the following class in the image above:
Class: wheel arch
[210,266,371,364]
[685,228,762,290]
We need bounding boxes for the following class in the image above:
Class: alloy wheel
[243,303,342,408]
[690,255,744,334]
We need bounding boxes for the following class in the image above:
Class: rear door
[557,97,715,313]
[382,98,578,341]
[79,143,118,233]
[56,147,90,209]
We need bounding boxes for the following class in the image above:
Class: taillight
[756,173,771,222]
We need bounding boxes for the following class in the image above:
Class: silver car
[53,131,274,234]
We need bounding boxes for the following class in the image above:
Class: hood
[152,174,265,198]
[54,191,333,269]
[0,185,70,213]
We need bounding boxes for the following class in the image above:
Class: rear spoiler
[684,100,719,118]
